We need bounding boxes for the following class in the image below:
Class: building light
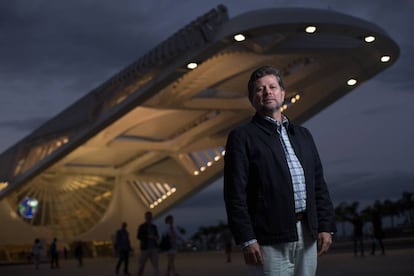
[364,35,375,43]
[305,26,316,33]
[0,182,8,191]
[381,55,391,63]
[187,62,198,70]
[233,33,246,42]
[347,79,357,86]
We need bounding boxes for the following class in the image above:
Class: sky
[1,0,413,236]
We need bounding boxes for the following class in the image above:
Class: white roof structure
[0,5,399,244]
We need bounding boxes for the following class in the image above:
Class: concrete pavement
[1,248,414,276]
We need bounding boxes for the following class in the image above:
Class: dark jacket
[115,228,131,252]
[224,114,336,245]
[137,223,159,250]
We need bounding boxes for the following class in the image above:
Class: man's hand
[243,242,263,265]
[318,232,333,256]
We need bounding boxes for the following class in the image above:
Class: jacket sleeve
[223,128,255,245]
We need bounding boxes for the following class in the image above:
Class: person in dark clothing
[223,65,336,276]
[351,213,365,256]
[74,240,84,267]
[137,211,160,276]
[115,222,132,275]
[370,211,385,255]
[49,238,59,269]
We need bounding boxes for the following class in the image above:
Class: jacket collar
[252,113,295,135]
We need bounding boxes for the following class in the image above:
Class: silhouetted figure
[49,238,59,269]
[32,238,42,270]
[370,211,385,255]
[74,240,84,267]
[351,213,364,256]
[164,214,180,276]
[137,211,160,276]
[115,222,131,275]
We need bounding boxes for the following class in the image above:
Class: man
[137,211,160,276]
[164,214,179,276]
[49,237,59,269]
[32,238,42,270]
[223,65,336,276]
[115,222,131,275]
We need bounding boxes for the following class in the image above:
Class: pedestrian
[74,240,84,267]
[370,211,385,255]
[49,237,59,269]
[137,211,160,276]
[32,238,42,270]
[115,222,132,275]
[351,213,365,256]
[164,214,180,276]
[223,65,336,276]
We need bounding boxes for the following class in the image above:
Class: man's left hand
[317,232,332,256]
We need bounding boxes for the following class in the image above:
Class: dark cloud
[0,0,180,100]
[0,117,48,131]
[177,180,224,209]
[329,171,414,207]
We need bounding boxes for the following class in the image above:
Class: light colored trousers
[137,248,160,276]
[248,221,317,276]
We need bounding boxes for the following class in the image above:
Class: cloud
[0,117,48,131]
[329,171,414,207]
[178,180,224,209]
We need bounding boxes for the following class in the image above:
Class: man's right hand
[243,242,263,265]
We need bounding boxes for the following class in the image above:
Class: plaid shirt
[266,116,307,213]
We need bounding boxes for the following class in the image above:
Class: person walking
[223,65,336,276]
[49,238,59,269]
[351,213,365,256]
[164,214,180,276]
[74,240,84,267]
[370,211,385,255]
[32,238,42,270]
[137,211,160,276]
[115,222,132,275]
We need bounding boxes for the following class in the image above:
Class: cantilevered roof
[0,5,399,240]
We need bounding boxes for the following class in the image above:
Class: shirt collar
[263,115,289,128]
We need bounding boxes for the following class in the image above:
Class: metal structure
[0,5,399,241]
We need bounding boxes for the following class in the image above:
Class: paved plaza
[1,248,414,276]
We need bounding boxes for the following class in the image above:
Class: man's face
[250,74,285,116]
